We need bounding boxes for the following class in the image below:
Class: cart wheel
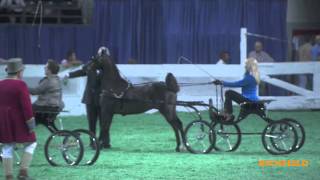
[73,129,100,165]
[262,121,298,155]
[279,118,305,152]
[184,120,215,154]
[44,130,84,166]
[211,123,241,152]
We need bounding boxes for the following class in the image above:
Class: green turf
[3,109,320,180]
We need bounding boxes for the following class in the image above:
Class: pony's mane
[103,56,127,83]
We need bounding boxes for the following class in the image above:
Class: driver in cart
[213,58,260,121]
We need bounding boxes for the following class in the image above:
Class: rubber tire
[72,129,100,165]
[44,130,84,166]
[262,121,298,155]
[184,120,215,154]
[269,119,305,152]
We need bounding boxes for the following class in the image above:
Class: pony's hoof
[176,146,186,152]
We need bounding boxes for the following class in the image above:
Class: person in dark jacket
[64,47,108,148]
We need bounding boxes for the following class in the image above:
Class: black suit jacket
[68,62,102,105]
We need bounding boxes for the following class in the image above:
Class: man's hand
[63,75,69,85]
[26,118,36,133]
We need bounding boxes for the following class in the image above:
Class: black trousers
[224,90,251,114]
[33,105,60,133]
[86,103,101,137]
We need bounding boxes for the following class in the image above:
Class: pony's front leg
[159,106,183,152]
[99,98,114,149]
[176,117,187,152]
[99,110,113,149]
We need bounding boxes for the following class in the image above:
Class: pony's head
[91,53,124,81]
[90,55,104,70]
[92,46,112,70]
[97,46,110,57]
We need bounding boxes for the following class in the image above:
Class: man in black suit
[64,47,110,148]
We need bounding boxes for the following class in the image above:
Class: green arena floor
[3,109,320,180]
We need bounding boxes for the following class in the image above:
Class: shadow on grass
[101,147,180,154]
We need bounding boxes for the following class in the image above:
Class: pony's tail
[165,73,180,93]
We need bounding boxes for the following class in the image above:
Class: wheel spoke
[281,141,288,150]
[226,139,232,150]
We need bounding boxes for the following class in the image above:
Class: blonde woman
[213,58,260,121]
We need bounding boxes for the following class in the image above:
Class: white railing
[258,62,320,110]
[1,62,320,115]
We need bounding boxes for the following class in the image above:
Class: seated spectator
[311,35,320,61]
[0,58,7,64]
[61,49,82,68]
[128,58,138,64]
[216,51,230,64]
[29,60,64,132]
[0,0,25,12]
[248,41,274,63]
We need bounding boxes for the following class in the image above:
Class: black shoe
[100,143,111,149]
[90,143,97,150]
[223,114,235,122]
[17,175,34,180]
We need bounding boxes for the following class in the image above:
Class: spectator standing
[248,41,274,96]
[248,41,274,63]
[311,35,320,61]
[298,36,313,88]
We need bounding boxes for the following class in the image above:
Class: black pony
[93,55,185,152]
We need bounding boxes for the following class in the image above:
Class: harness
[100,83,131,109]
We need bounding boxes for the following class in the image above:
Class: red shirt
[0,79,36,143]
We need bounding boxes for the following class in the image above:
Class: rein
[132,82,213,87]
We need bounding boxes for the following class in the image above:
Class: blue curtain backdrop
[0,0,287,64]
[0,25,95,64]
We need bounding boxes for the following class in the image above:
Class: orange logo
[258,160,309,167]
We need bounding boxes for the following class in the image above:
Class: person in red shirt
[0,58,37,180]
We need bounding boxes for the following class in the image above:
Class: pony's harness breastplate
[101,83,131,99]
